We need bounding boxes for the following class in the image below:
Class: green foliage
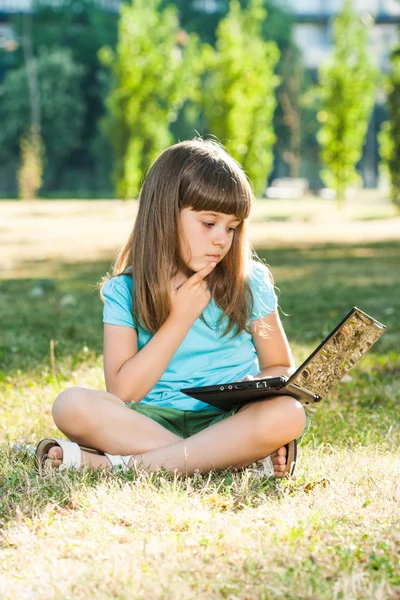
[201,0,279,196]
[0,202,399,596]
[275,44,304,177]
[164,0,293,48]
[378,49,400,211]
[101,0,202,199]
[0,48,85,187]
[317,0,377,203]
[164,1,293,156]
[7,0,118,195]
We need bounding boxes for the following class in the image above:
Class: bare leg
[47,387,182,468]
[46,386,182,468]
[127,396,305,474]
[47,389,305,475]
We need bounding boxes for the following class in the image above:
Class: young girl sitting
[36,138,307,477]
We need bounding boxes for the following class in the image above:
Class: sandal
[35,438,133,471]
[250,439,297,478]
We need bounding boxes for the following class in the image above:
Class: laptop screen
[289,308,386,399]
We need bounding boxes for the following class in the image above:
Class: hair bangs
[179,156,252,221]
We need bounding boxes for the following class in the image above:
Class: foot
[45,443,290,476]
[44,445,116,470]
[271,446,288,477]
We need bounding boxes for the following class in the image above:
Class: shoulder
[102,274,133,301]
[247,259,274,289]
[102,274,136,328]
[246,259,277,320]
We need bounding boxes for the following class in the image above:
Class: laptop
[181,307,386,409]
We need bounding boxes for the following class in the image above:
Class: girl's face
[178,207,242,272]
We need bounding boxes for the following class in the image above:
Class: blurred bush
[17,125,44,200]
[317,0,377,205]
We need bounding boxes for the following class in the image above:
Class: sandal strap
[286,440,297,476]
[56,438,82,468]
[104,453,133,471]
[252,455,275,477]
[36,438,82,469]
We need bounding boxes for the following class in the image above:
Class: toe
[48,446,62,460]
[271,446,288,476]
[271,446,287,459]
[275,462,286,472]
[44,457,61,468]
[274,465,285,477]
[271,455,286,466]
[46,445,63,468]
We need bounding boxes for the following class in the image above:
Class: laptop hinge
[285,383,321,404]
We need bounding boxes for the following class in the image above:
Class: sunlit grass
[0,200,399,599]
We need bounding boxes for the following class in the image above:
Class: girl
[36,138,307,477]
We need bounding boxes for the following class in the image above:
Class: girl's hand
[169,262,216,325]
[238,374,260,382]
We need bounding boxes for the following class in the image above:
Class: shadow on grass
[0,241,399,379]
[0,448,299,532]
[1,242,399,528]
[0,259,110,379]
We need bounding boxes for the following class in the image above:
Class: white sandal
[35,438,133,471]
[249,440,297,478]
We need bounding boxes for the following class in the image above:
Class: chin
[190,264,203,273]
[186,260,205,272]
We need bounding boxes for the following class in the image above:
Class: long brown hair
[102,138,256,336]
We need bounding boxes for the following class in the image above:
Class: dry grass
[1,192,399,278]
[1,447,399,600]
[0,197,399,599]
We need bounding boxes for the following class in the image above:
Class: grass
[0,198,399,599]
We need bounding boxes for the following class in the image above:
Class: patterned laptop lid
[289,308,386,399]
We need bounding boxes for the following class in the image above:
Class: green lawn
[0,201,399,599]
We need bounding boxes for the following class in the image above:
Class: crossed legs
[47,387,306,475]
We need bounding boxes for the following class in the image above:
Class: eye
[202,222,215,228]
[228,227,237,233]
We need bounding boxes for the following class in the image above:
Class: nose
[213,227,229,248]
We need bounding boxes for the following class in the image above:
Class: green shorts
[127,402,238,438]
[127,402,311,442]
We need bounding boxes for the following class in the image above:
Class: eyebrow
[201,211,241,222]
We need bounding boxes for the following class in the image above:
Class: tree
[378,48,400,211]
[101,0,202,199]
[164,0,293,47]
[0,49,85,187]
[317,0,377,204]
[18,10,44,200]
[165,0,293,159]
[9,0,118,194]
[18,126,44,200]
[275,45,304,178]
[201,0,279,196]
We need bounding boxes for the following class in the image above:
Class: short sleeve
[249,261,278,320]
[102,275,136,329]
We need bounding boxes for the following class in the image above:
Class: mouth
[206,254,221,261]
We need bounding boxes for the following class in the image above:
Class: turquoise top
[102,260,277,411]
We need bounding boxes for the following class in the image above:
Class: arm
[103,262,216,402]
[104,316,194,402]
[250,310,295,379]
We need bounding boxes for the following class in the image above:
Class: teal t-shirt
[102,260,277,411]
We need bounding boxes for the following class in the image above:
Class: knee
[255,396,307,443]
[285,397,307,440]
[52,386,92,433]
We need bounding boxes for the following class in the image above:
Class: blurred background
[0,0,399,207]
